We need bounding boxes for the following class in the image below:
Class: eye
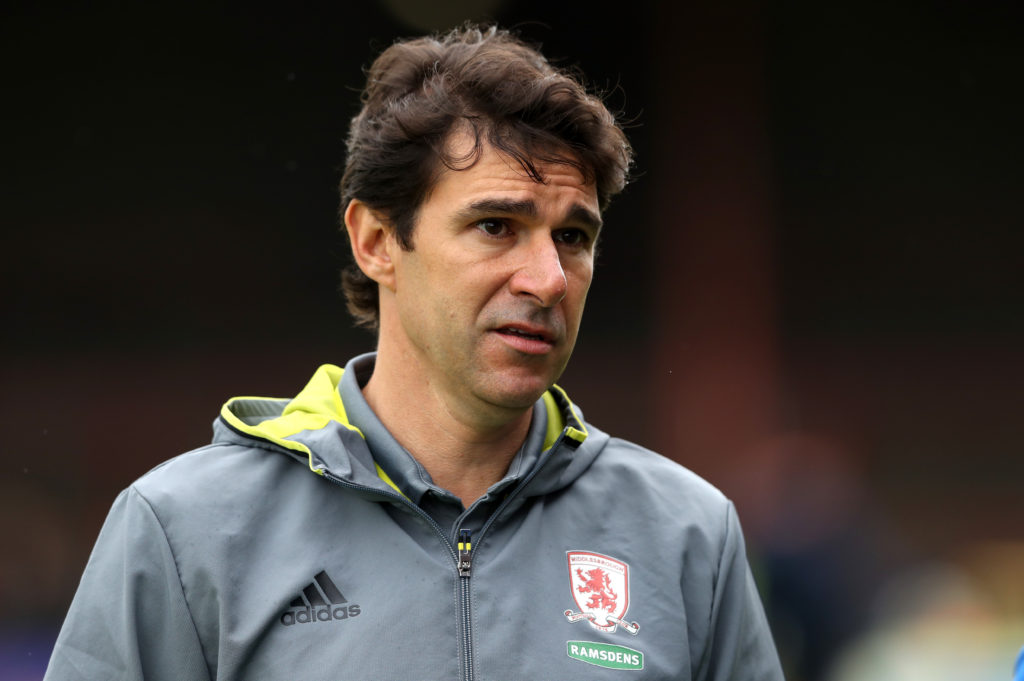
[475,218,510,237]
[553,228,590,248]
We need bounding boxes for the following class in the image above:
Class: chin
[474,357,568,410]
[482,377,552,412]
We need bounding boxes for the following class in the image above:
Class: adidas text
[280,604,361,626]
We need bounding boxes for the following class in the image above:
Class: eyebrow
[456,198,603,233]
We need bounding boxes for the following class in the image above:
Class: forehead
[425,132,600,221]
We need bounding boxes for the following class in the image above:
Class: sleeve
[695,502,786,681]
[44,486,212,681]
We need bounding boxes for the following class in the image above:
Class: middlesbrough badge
[564,551,640,635]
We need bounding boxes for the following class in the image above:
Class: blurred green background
[2,2,1022,680]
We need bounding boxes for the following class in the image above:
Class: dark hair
[339,23,633,328]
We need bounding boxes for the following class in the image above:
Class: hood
[213,363,608,499]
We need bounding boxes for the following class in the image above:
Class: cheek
[455,265,512,308]
[566,265,593,309]
[398,258,448,310]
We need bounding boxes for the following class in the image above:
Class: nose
[510,235,568,307]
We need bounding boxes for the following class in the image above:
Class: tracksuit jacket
[45,353,785,681]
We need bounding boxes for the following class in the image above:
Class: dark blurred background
[2,2,1022,680]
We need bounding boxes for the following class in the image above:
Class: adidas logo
[279,570,361,626]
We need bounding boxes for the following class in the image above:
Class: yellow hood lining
[222,364,587,478]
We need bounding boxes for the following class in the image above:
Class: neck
[362,345,533,507]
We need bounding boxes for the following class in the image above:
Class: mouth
[496,326,553,343]
[493,324,558,354]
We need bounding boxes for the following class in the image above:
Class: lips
[495,324,554,343]
[493,323,558,354]
[498,326,550,342]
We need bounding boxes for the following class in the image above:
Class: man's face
[383,133,601,417]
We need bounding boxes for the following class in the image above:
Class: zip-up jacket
[45,355,784,680]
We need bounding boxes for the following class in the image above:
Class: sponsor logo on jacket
[279,570,361,626]
[567,641,644,670]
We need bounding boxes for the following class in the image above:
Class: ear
[344,199,397,292]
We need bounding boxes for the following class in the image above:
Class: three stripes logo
[279,570,361,626]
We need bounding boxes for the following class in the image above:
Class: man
[45,24,784,680]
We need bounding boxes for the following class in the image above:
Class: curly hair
[339,23,634,329]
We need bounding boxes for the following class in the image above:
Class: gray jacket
[45,355,784,680]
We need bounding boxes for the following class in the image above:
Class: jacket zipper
[318,471,477,681]
[457,528,474,681]
[449,431,576,681]
[316,431,575,681]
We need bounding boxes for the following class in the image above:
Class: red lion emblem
[575,567,618,612]
[566,551,639,634]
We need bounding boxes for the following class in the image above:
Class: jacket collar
[215,357,600,498]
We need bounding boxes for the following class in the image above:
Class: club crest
[564,551,640,635]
